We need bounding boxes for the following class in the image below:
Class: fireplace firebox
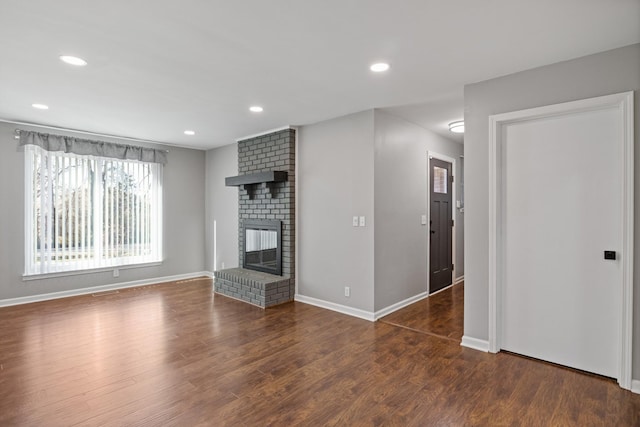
[242,220,282,276]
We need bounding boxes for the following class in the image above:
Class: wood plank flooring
[380,283,464,341]
[0,278,638,426]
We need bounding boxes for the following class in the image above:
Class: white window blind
[24,145,163,276]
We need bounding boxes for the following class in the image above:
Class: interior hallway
[380,282,464,342]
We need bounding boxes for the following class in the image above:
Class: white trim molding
[631,380,640,395]
[0,271,212,308]
[453,275,465,285]
[236,125,292,142]
[488,91,634,390]
[295,291,434,322]
[461,336,489,352]
[295,294,375,321]
[428,283,455,297]
[374,292,429,320]
[293,126,299,297]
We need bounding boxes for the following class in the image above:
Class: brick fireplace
[213,128,295,307]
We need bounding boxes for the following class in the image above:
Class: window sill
[22,261,163,281]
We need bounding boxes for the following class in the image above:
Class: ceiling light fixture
[448,121,464,133]
[370,62,390,72]
[59,55,88,66]
[249,106,264,113]
[184,130,195,136]
[32,103,49,110]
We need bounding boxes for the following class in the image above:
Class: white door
[500,104,624,378]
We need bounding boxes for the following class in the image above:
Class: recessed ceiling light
[184,130,195,136]
[448,121,465,133]
[249,106,264,113]
[370,62,390,72]
[32,103,49,110]
[60,55,87,66]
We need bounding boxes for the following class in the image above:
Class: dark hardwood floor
[380,282,464,341]
[0,278,638,426]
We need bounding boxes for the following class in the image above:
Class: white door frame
[427,151,457,292]
[487,91,634,390]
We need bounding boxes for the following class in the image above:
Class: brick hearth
[214,268,294,307]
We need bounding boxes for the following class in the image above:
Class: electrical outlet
[344,286,350,297]
[359,216,365,227]
[352,216,359,227]
[113,268,119,278]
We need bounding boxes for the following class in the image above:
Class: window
[433,166,448,194]
[24,145,162,276]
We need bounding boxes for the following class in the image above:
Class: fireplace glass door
[243,220,282,275]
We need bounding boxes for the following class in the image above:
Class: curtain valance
[17,130,168,164]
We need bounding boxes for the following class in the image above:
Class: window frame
[24,145,163,278]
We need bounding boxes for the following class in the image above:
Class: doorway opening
[487,92,634,390]
[428,153,457,294]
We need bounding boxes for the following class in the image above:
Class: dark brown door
[429,158,453,294]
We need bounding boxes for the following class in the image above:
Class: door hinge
[451,175,454,183]
[451,219,454,227]
[452,264,454,271]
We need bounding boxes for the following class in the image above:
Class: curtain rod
[6,120,174,152]
[13,128,169,153]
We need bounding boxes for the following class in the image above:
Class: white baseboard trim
[461,336,490,352]
[454,275,465,285]
[203,271,215,279]
[0,271,212,308]
[429,283,454,297]
[631,380,640,394]
[294,294,375,321]
[374,292,428,320]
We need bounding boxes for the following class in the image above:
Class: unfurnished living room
[1,1,640,425]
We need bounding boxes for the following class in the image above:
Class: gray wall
[0,121,206,300]
[296,108,464,314]
[298,110,376,312]
[464,43,640,377]
[373,110,463,311]
[205,143,239,272]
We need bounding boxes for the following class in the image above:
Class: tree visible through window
[25,145,162,275]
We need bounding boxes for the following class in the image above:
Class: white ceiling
[0,0,638,150]
[382,90,465,144]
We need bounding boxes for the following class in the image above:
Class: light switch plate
[353,216,359,227]
[421,215,427,225]
[359,216,365,227]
